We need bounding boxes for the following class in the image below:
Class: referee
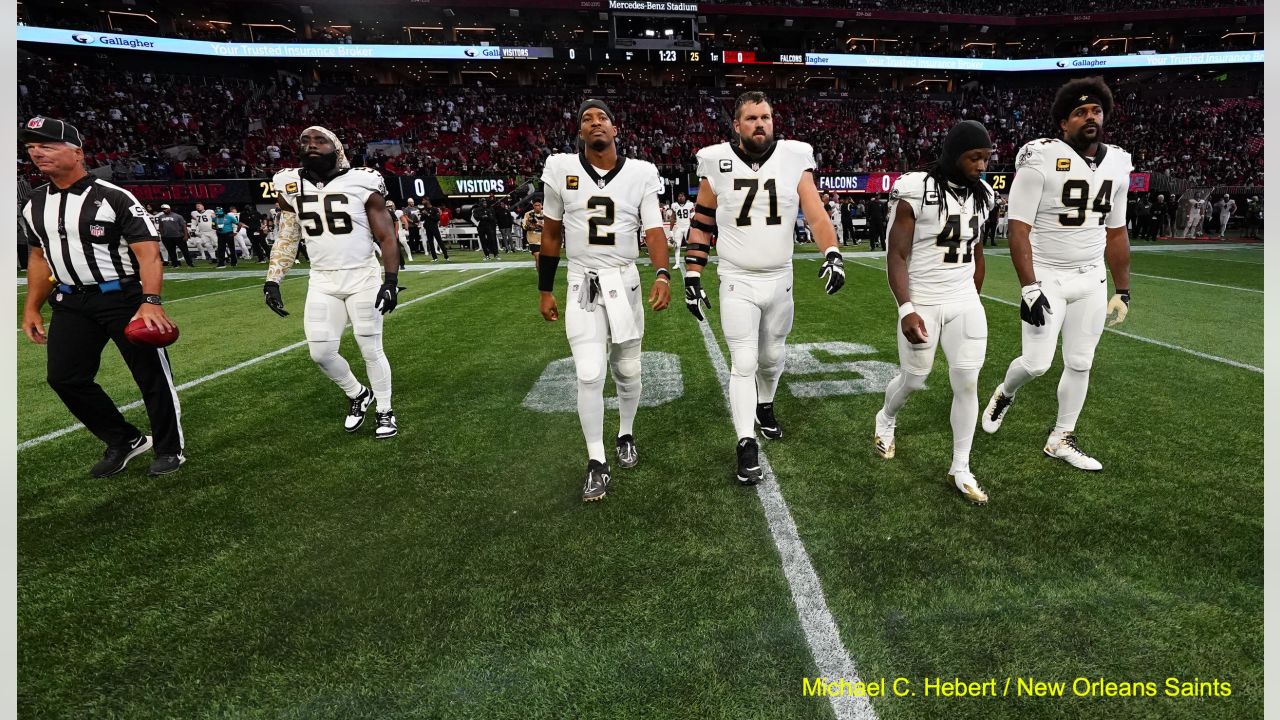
[19,116,186,477]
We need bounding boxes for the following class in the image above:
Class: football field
[16,242,1262,719]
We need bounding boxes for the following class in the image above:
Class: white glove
[578,271,601,312]
[1107,289,1130,326]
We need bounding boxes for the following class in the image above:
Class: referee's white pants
[304,264,394,411]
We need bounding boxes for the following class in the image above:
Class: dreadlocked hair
[920,160,993,220]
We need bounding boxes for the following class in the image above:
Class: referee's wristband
[897,302,916,319]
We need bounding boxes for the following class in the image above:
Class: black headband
[578,99,615,124]
[1071,94,1104,114]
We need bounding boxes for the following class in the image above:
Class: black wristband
[538,254,561,292]
[655,268,671,280]
[142,294,162,305]
[687,242,712,253]
[383,272,398,286]
[1115,288,1129,295]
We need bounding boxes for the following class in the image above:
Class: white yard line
[17,269,506,451]
[1160,251,1264,265]
[1128,272,1262,294]
[694,318,877,720]
[844,258,1262,375]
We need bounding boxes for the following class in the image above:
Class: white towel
[595,267,641,344]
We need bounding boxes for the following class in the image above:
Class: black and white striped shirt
[21,175,159,287]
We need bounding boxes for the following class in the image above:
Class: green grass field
[16,242,1262,719]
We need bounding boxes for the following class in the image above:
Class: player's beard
[738,129,774,157]
[1068,122,1103,152]
[301,151,339,176]
[587,137,611,153]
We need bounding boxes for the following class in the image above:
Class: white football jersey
[540,152,664,271]
[696,140,815,273]
[273,166,386,271]
[1008,138,1132,269]
[887,171,993,305]
[672,200,695,230]
[190,209,216,231]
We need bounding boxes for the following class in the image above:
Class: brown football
[124,318,180,348]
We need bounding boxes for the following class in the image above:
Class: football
[123,318,180,348]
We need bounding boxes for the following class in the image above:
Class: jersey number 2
[297,194,354,236]
[734,178,782,226]
[936,214,980,263]
[1059,179,1113,226]
[587,196,615,245]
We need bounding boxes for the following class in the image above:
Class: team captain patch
[285,182,299,193]
[719,159,733,172]
[566,175,579,190]
[1056,158,1071,171]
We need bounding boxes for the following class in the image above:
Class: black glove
[263,280,288,317]
[684,271,712,321]
[819,248,845,295]
[375,272,399,315]
[1019,282,1052,327]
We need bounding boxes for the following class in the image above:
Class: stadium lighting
[664,29,674,36]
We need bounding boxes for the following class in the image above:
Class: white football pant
[719,265,794,440]
[566,265,645,463]
[1000,263,1107,433]
[882,298,987,472]
[304,264,393,411]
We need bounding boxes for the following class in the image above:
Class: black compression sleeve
[538,255,561,292]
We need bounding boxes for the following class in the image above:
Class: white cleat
[982,384,1015,434]
[873,409,896,460]
[950,470,988,505]
[1044,431,1102,471]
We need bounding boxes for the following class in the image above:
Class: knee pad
[1020,357,1052,378]
[729,345,759,378]
[575,359,607,387]
[1062,351,1096,373]
[308,339,341,366]
[901,371,929,391]
[949,367,980,394]
[757,340,786,373]
[354,332,385,363]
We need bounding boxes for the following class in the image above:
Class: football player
[189,202,217,263]
[263,126,403,439]
[522,199,544,264]
[671,190,695,270]
[684,91,846,485]
[537,99,671,502]
[874,120,996,505]
[981,77,1132,471]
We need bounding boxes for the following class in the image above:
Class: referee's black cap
[19,116,84,147]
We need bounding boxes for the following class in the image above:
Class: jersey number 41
[936,214,979,263]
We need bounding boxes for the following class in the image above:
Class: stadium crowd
[16,57,1264,190]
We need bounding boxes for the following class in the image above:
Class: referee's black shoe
[148,454,186,476]
[90,435,152,478]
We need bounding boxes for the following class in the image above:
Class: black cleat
[756,402,783,440]
[148,453,186,476]
[616,434,638,468]
[736,438,764,485]
[344,386,373,432]
[583,459,611,502]
[91,435,152,478]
